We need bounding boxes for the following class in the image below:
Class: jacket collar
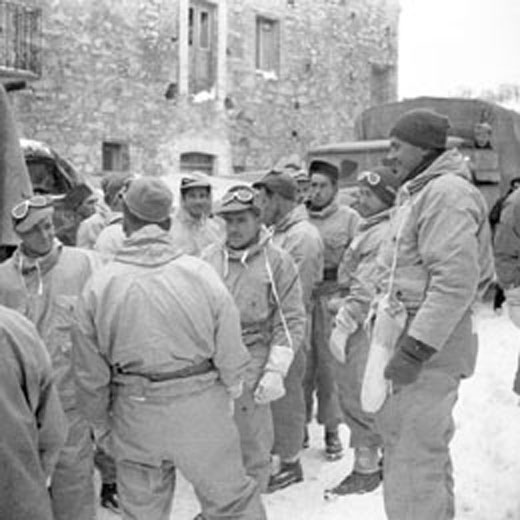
[358,207,393,232]
[116,225,182,266]
[14,239,63,277]
[401,148,473,198]
[225,227,272,265]
[307,198,339,219]
[274,204,308,233]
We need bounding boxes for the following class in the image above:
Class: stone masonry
[7,0,399,178]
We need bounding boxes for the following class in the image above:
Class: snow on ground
[98,303,520,520]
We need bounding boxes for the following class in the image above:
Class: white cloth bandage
[254,371,285,404]
[264,345,294,377]
[227,380,244,400]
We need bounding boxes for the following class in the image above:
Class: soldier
[375,109,494,519]
[0,304,67,520]
[203,185,306,492]
[74,177,265,519]
[0,195,97,520]
[253,170,324,492]
[305,160,360,459]
[170,174,224,255]
[325,166,399,497]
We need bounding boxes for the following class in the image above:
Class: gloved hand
[384,335,436,386]
[254,370,285,404]
[329,310,358,363]
[327,297,343,314]
[329,326,349,363]
[227,380,244,400]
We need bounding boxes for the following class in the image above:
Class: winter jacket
[0,305,67,520]
[76,212,106,249]
[170,206,224,256]
[337,208,393,326]
[0,242,96,411]
[94,212,125,258]
[308,199,360,294]
[376,149,494,373]
[74,225,249,436]
[272,204,324,311]
[202,232,306,388]
[494,188,520,289]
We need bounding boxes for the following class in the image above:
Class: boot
[100,482,121,514]
[324,428,343,460]
[267,459,304,493]
[324,469,382,499]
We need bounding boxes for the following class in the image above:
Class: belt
[323,267,338,281]
[114,359,215,383]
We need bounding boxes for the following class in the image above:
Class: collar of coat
[176,206,208,228]
[357,207,393,233]
[307,197,339,219]
[224,227,272,265]
[274,203,308,234]
[14,239,62,277]
[115,225,182,266]
[400,148,473,199]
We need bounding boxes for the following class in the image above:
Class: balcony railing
[0,2,42,78]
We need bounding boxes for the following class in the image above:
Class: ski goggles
[11,195,54,221]
[220,187,255,206]
[357,170,381,186]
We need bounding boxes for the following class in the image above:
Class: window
[180,152,215,176]
[0,2,42,76]
[255,16,279,73]
[199,10,209,49]
[188,1,217,94]
[102,142,130,172]
[370,64,393,106]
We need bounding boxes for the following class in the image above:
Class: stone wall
[9,0,399,178]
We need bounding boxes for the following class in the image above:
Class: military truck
[307,97,520,210]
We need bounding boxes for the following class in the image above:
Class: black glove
[384,335,437,386]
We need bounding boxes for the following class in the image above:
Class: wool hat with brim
[390,108,450,150]
[123,177,173,222]
[309,160,339,183]
[180,173,212,192]
[14,205,54,233]
[253,170,298,201]
[216,185,260,215]
[358,165,400,207]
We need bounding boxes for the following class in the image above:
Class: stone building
[1,0,399,177]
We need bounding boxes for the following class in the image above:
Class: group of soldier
[1,106,497,520]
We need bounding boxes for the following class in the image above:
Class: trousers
[271,346,306,460]
[303,294,342,428]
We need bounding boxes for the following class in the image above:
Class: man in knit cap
[74,177,265,519]
[0,196,99,520]
[305,160,360,460]
[253,170,324,492]
[325,166,399,497]
[373,109,494,519]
